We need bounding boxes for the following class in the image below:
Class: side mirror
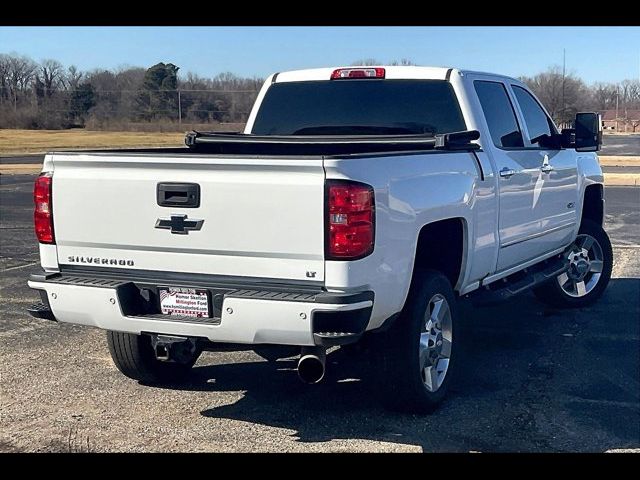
[574,112,602,152]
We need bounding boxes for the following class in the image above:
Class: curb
[604,173,640,187]
[0,165,44,175]
[599,156,640,167]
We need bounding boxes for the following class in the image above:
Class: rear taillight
[34,172,54,244]
[326,181,374,260]
[330,68,385,80]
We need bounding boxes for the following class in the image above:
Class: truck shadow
[177,278,639,451]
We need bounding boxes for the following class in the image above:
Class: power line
[0,87,260,94]
[561,48,566,120]
[33,108,252,114]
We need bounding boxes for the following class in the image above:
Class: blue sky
[1,26,638,84]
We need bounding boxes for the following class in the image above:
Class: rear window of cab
[252,79,467,136]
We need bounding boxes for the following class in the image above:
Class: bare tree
[520,66,589,124]
[619,79,640,110]
[4,53,38,111]
[39,59,64,96]
[66,65,84,90]
[350,58,382,66]
[0,54,10,103]
[590,82,618,111]
[389,59,416,66]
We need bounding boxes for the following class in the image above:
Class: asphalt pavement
[0,174,638,452]
[600,134,640,156]
[0,155,42,164]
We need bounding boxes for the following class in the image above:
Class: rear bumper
[27,271,373,347]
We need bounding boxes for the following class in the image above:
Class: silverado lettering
[67,256,134,266]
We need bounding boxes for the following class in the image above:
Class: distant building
[601,109,640,133]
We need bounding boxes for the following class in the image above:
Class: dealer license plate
[159,287,211,318]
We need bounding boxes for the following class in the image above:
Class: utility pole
[561,48,566,125]
[178,90,182,124]
[615,85,619,132]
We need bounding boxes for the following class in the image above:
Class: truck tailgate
[50,153,326,283]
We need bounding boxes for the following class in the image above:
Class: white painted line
[563,397,639,409]
[3,261,39,271]
[612,248,634,278]
[0,322,53,339]
[470,327,639,342]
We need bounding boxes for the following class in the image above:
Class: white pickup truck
[27,66,612,412]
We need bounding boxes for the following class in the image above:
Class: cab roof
[272,66,520,84]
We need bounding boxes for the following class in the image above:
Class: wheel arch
[581,183,605,228]
[411,217,467,293]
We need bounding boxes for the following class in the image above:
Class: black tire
[533,220,613,309]
[375,270,458,414]
[106,331,199,384]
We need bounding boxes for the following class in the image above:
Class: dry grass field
[0,129,186,155]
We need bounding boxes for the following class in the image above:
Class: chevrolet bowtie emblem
[155,215,204,235]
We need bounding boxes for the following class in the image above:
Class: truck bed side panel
[324,151,495,328]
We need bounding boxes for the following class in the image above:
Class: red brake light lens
[327,181,374,259]
[34,172,54,244]
[330,68,385,80]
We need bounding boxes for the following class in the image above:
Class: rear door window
[474,80,524,148]
[512,85,557,144]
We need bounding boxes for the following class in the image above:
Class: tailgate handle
[157,183,200,208]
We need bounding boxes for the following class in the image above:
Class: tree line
[1,52,639,131]
[0,53,263,130]
[519,66,640,127]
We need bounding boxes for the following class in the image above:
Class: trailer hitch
[150,334,198,363]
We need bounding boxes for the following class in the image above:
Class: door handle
[499,167,516,179]
[157,182,201,208]
[541,164,554,174]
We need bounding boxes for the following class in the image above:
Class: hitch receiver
[149,334,198,363]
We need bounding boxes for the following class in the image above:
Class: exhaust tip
[297,354,325,384]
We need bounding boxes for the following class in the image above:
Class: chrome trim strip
[500,222,576,248]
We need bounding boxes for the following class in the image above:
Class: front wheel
[375,270,458,413]
[533,219,613,308]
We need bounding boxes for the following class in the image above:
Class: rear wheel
[376,270,457,413]
[533,219,613,308]
[106,331,199,384]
